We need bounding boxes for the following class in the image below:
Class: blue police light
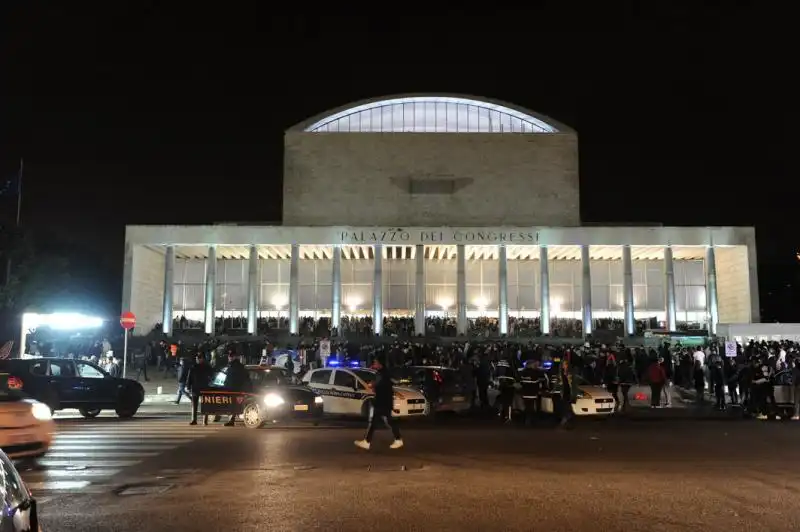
[542,361,553,370]
[327,358,340,367]
[349,360,361,368]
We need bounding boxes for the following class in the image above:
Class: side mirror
[14,498,32,512]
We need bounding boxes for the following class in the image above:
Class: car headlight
[31,403,52,421]
[314,396,324,404]
[263,393,285,408]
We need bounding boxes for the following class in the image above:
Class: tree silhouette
[0,227,75,341]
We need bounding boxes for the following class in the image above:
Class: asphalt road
[27,414,800,532]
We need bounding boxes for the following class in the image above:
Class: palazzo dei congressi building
[121,94,759,337]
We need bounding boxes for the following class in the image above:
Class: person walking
[646,357,667,408]
[222,351,251,426]
[354,355,403,450]
[174,358,189,405]
[186,353,213,426]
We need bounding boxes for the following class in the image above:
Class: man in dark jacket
[186,353,214,426]
[222,351,252,426]
[791,359,800,420]
[174,358,188,404]
[558,356,574,428]
[355,356,403,450]
[520,360,548,424]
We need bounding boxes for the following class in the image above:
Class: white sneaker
[354,439,371,450]
[389,439,404,449]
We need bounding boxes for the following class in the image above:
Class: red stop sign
[120,311,136,330]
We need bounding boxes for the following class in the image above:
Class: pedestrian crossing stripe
[37,459,140,468]
[46,451,158,458]
[20,419,220,493]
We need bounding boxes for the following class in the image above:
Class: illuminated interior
[302,96,559,134]
[166,244,724,326]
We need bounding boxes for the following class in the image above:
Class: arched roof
[289,94,570,134]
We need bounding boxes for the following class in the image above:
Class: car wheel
[115,407,138,419]
[79,408,101,418]
[17,456,43,471]
[361,399,374,420]
[242,403,263,429]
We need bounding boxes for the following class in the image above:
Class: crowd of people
[24,321,800,422]
[159,314,705,339]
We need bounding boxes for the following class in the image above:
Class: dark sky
[0,5,794,319]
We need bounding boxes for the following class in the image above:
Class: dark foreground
[33,416,800,531]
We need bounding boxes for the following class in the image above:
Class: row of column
[160,244,720,337]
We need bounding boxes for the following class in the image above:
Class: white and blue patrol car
[301,367,429,418]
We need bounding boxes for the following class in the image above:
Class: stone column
[664,246,678,332]
[706,246,720,335]
[204,245,217,335]
[498,245,508,335]
[289,243,299,335]
[373,244,383,336]
[162,245,175,336]
[622,245,635,336]
[331,246,342,334]
[247,245,259,335]
[414,244,425,337]
[456,244,467,336]
[539,246,550,335]
[581,245,593,336]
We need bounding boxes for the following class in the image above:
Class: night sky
[0,5,793,320]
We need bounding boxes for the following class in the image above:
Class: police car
[540,373,616,417]
[301,367,429,418]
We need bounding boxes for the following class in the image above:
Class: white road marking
[52,439,191,446]
[26,468,122,478]
[46,451,158,458]
[23,419,223,494]
[26,480,92,491]
[36,459,142,468]
[56,430,219,436]
[49,444,175,451]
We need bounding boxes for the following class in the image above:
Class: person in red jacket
[646,357,667,408]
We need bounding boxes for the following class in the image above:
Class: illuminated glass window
[304,96,558,133]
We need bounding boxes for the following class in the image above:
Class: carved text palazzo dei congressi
[337,229,539,245]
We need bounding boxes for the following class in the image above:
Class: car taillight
[7,376,23,390]
[633,392,646,401]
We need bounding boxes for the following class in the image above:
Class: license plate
[451,396,464,402]
[294,405,309,411]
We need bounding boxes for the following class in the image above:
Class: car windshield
[352,369,376,384]
[389,368,415,380]
[250,368,293,386]
[393,367,460,385]
[570,374,595,387]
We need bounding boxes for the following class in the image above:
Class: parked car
[0,447,42,531]
[201,365,324,428]
[390,366,470,413]
[302,367,429,418]
[0,358,145,419]
[0,372,54,462]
